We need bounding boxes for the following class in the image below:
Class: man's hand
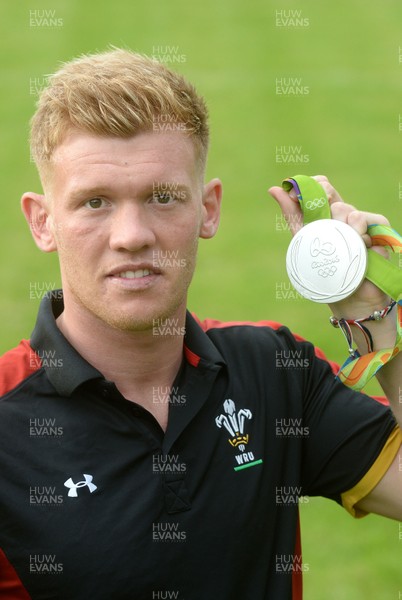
[270,175,402,520]
[268,175,392,317]
[269,174,401,405]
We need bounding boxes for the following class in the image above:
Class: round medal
[286,219,368,303]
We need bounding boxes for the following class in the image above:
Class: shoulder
[194,315,340,373]
[195,316,290,344]
[0,340,41,397]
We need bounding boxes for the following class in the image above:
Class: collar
[30,291,225,397]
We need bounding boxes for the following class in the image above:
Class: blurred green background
[1,1,401,597]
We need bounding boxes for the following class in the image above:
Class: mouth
[113,268,153,279]
[108,263,162,277]
[106,264,162,289]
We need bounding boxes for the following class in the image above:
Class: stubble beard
[60,246,198,334]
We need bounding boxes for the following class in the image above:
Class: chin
[103,313,156,333]
[73,286,186,334]
[99,305,182,334]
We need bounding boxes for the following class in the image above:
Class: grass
[1,1,401,597]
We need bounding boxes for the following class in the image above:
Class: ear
[21,192,57,252]
[199,178,222,239]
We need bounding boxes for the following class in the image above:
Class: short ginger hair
[30,48,209,180]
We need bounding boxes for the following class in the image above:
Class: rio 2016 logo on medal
[286,217,368,304]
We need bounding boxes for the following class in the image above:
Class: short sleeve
[275,327,398,508]
[341,425,402,517]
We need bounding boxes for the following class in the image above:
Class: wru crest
[215,399,252,452]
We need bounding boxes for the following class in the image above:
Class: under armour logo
[64,474,97,498]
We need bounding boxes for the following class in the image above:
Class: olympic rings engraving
[305,197,326,210]
[317,266,337,278]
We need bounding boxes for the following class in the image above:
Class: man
[0,48,401,599]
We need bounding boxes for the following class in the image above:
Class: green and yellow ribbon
[282,174,402,391]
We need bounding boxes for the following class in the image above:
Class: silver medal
[286,219,368,303]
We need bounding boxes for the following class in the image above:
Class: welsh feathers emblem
[215,399,252,453]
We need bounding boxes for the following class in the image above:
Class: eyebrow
[68,186,108,199]
[68,182,192,199]
[151,182,192,192]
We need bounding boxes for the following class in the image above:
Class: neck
[56,297,186,423]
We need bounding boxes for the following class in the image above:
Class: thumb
[268,186,303,236]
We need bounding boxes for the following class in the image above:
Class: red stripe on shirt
[0,340,41,397]
[196,316,340,374]
[184,344,201,367]
[0,548,31,599]
[292,509,303,600]
[193,316,388,404]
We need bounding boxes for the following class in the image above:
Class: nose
[109,201,156,252]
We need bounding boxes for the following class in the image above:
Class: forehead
[49,130,200,194]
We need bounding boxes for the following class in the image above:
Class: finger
[330,203,390,255]
[311,175,329,185]
[322,201,367,243]
[347,210,390,256]
[269,184,299,202]
[330,202,359,221]
[268,186,303,235]
[349,210,390,228]
[311,176,345,205]
[330,203,390,230]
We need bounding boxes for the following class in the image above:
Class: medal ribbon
[282,174,402,391]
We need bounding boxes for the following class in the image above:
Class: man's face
[36,129,220,332]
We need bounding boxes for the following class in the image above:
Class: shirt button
[100,381,114,397]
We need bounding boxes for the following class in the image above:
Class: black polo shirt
[0,293,398,600]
